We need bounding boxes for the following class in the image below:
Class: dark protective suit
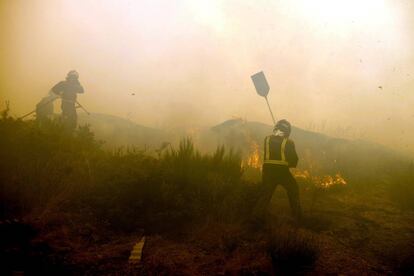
[51,78,84,129]
[253,135,301,219]
[36,94,55,124]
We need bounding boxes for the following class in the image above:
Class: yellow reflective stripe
[263,136,289,166]
[281,138,287,162]
[265,136,270,160]
[264,160,288,165]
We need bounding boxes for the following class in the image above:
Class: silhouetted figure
[51,70,84,130]
[35,92,58,124]
[253,119,301,221]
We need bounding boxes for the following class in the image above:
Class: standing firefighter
[51,70,84,129]
[253,119,302,221]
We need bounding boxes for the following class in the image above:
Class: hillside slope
[76,113,412,189]
[209,119,412,187]
[78,113,167,148]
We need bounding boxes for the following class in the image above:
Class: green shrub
[0,111,250,232]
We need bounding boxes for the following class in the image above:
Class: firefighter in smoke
[51,70,84,129]
[35,91,58,124]
[253,119,302,221]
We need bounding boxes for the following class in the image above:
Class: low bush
[0,109,251,232]
[267,226,320,275]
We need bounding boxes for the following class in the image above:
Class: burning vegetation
[294,170,347,190]
[243,140,262,169]
[1,108,414,275]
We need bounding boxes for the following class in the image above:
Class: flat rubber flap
[251,71,270,97]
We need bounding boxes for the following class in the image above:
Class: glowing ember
[317,173,347,188]
[294,170,347,189]
[293,169,310,180]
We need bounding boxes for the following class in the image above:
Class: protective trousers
[253,164,302,220]
[61,100,77,130]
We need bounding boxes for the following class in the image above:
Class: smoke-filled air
[1,0,414,275]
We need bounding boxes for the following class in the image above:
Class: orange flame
[317,173,347,188]
[294,170,347,189]
[293,169,310,180]
[243,140,261,169]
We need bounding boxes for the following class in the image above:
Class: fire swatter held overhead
[251,71,276,125]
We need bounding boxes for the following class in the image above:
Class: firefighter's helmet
[273,119,291,137]
[66,70,79,80]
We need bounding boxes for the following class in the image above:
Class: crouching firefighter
[253,119,302,221]
[51,70,84,130]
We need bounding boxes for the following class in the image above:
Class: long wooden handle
[265,96,276,125]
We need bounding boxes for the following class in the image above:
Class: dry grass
[2,107,414,275]
[266,226,320,275]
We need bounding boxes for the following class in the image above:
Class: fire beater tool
[251,71,276,125]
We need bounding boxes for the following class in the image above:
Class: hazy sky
[1,0,413,153]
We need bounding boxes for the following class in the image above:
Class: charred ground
[1,109,414,275]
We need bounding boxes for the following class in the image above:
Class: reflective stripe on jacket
[263,135,299,168]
